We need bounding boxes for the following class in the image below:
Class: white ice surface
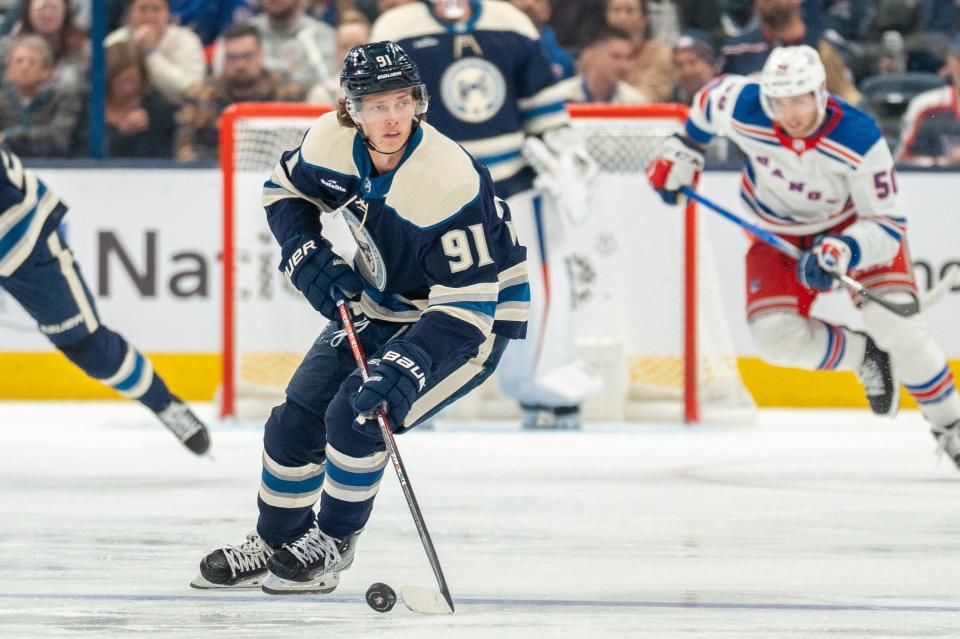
[1,403,959,638]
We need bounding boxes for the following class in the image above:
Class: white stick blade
[399,585,454,614]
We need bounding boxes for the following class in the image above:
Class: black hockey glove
[280,233,364,321]
[350,340,432,438]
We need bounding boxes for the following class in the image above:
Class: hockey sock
[257,400,328,546]
[59,325,173,413]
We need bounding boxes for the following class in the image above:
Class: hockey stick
[679,186,923,317]
[334,299,455,615]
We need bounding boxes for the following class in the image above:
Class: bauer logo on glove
[351,340,432,436]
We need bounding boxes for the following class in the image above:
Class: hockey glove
[796,234,861,291]
[280,233,364,321]
[351,340,432,437]
[645,134,704,205]
[523,126,597,226]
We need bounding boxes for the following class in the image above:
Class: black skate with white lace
[931,419,960,469]
[191,532,274,589]
[156,398,211,455]
[261,524,361,595]
[856,336,899,417]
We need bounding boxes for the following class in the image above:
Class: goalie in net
[646,44,960,467]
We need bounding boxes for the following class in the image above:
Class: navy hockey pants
[257,318,510,544]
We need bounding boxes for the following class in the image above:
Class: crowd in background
[1,0,959,164]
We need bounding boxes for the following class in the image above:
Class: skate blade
[260,572,339,595]
[399,585,454,614]
[189,573,264,589]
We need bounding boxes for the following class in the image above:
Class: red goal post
[219,102,750,423]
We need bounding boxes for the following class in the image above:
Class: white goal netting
[222,105,753,422]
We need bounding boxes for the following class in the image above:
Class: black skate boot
[521,404,581,430]
[855,336,899,417]
[191,532,274,589]
[931,419,960,469]
[261,524,361,595]
[156,398,211,455]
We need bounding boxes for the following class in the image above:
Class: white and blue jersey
[686,75,905,270]
[371,0,570,199]
[263,113,529,369]
[0,149,67,277]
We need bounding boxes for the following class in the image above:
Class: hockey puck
[365,582,397,613]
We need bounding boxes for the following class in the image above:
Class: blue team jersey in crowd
[0,149,66,277]
[371,0,570,199]
[263,113,529,366]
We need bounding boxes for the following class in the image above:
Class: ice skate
[191,532,274,589]
[856,336,899,417]
[521,404,581,430]
[931,419,960,469]
[261,524,361,595]
[156,398,211,455]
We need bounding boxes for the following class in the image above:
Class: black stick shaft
[335,300,455,612]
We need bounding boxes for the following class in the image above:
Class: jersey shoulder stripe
[298,112,361,178]
[731,81,771,128]
[388,122,480,229]
[822,100,882,158]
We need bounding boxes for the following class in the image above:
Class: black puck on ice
[365,582,397,613]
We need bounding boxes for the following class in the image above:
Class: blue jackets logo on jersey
[342,207,388,291]
[441,58,506,123]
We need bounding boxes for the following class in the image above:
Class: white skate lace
[159,402,202,441]
[330,316,370,348]
[223,533,273,577]
[284,526,342,569]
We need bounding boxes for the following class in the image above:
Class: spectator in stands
[549,0,606,54]
[510,0,574,80]
[0,0,90,92]
[172,0,253,47]
[646,0,681,45]
[307,0,352,25]
[719,0,861,105]
[669,34,715,104]
[307,10,369,104]
[554,26,648,103]
[606,0,673,102]
[897,47,960,166]
[175,24,306,162]
[105,0,206,106]
[214,0,337,92]
[0,35,82,156]
[102,41,176,157]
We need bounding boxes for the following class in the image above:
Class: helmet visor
[348,86,429,124]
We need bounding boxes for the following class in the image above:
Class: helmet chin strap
[359,120,419,156]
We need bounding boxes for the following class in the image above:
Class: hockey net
[220,103,753,422]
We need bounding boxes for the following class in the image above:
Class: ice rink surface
[1,402,959,638]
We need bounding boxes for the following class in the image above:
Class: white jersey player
[372,0,602,429]
[647,45,960,466]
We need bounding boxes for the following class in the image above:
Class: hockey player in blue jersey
[0,149,210,455]
[647,45,960,467]
[192,41,529,593]
[372,0,601,429]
